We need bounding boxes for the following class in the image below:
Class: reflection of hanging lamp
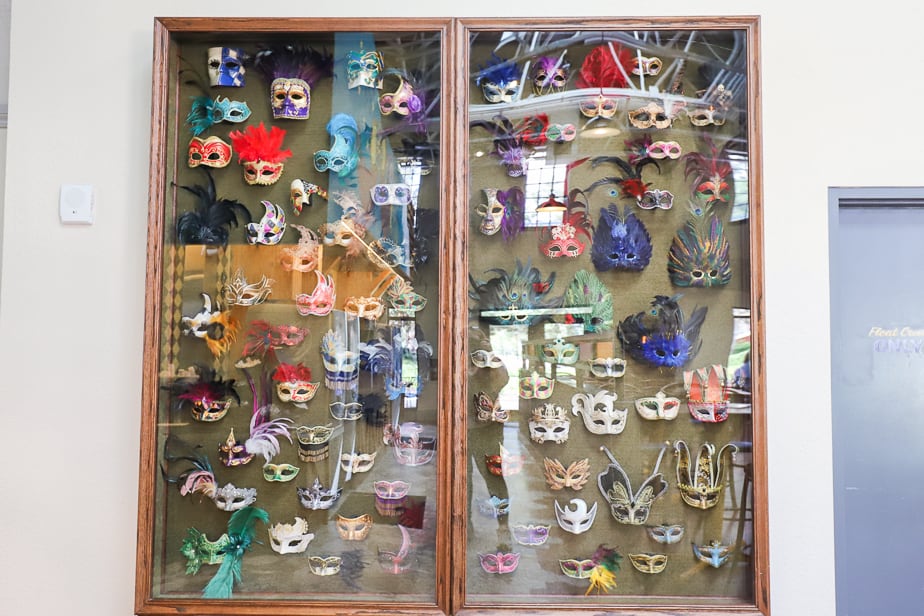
[536,192,567,214]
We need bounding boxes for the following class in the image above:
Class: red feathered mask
[577,44,632,89]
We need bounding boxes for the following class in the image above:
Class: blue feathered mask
[591,204,653,272]
[617,295,707,368]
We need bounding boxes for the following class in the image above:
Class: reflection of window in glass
[727,145,749,222]
[523,148,566,228]
[397,158,424,206]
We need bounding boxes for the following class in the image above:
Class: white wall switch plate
[60,184,94,224]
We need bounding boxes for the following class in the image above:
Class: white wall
[2,2,904,615]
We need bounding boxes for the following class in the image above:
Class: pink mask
[379,75,423,116]
[479,551,520,574]
[540,222,587,258]
[296,271,336,317]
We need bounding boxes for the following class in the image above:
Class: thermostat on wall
[60,184,94,224]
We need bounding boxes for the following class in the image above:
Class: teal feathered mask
[202,506,269,599]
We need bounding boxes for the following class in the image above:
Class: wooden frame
[136,16,766,616]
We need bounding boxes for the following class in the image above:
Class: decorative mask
[340,451,377,474]
[295,426,333,463]
[635,391,681,421]
[313,113,360,177]
[575,44,631,117]
[188,136,232,168]
[476,187,524,240]
[308,556,342,576]
[470,349,504,369]
[272,363,318,403]
[544,457,591,491]
[674,440,738,510]
[647,524,685,545]
[668,212,732,288]
[648,140,682,159]
[474,391,510,423]
[271,78,310,119]
[628,102,673,129]
[544,123,577,143]
[371,183,412,206]
[180,529,229,574]
[589,357,627,378]
[632,55,663,76]
[540,221,589,258]
[207,47,246,87]
[169,367,240,422]
[528,404,570,443]
[476,53,521,103]
[268,517,314,554]
[684,364,730,422]
[562,268,614,333]
[519,371,554,400]
[683,136,733,204]
[262,463,299,483]
[320,330,359,392]
[253,45,332,120]
[580,93,619,119]
[628,553,668,574]
[531,55,569,95]
[320,218,364,248]
[329,401,363,421]
[290,180,328,215]
[687,106,726,126]
[221,268,272,307]
[469,259,557,326]
[638,189,674,210]
[219,428,255,467]
[559,559,596,579]
[294,272,334,318]
[180,293,239,357]
[212,483,257,511]
[296,477,342,510]
[186,96,252,136]
[374,480,410,517]
[693,540,732,568]
[485,444,526,477]
[554,498,597,535]
[571,391,627,435]
[246,201,286,245]
[542,338,579,365]
[388,422,436,467]
[479,551,521,574]
[617,295,707,368]
[336,514,373,541]
[281,224,320,273]
[228,123,292,186]
[591,204,652,272]
[386,278,427,315]
[346,48,384,89]
[597,446,668,525]
[512,524,551,546]
[478,495,510,518]
[343,296,385,321]
[471,115,528,177]
[379,75,422,116]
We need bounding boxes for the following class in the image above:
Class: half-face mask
[371,183,412,207]
[554,498,597,535]
[388,422,436,467]
[180,529,230,574]
[343,296,385,321]
[188,136,232,168]
[470,349,504,369]
[647,524,685,545]
[597,446,667,525]
[272,363,319,403]
[632,55,663,76]
[314,113,360,177]
[308,556,342,576]
[320,330,359,392]
[336,514,373,541]
[687,106,726,126]
[320,218,364,249]
[542,338,580,365]
[296,477,342,510]
[208,47,246,87]
[474,391,510,423]
[281,224,320,273]
[180,293,240,357]
[628,553,668,574]
[485,444,525,477]
[531,55,569,95]
[374,480,410,517]
[668,213,732,288]
[186,96,251,136]
[471,116,528,177]
[222,268,272,307]
[635,391,681,421]
[683,135,732,204]
[295,425,333,463]
[628,101,673,129]
[340,451,377,474]
[543,457,591,491]
[271,78,310,120]
[580,93,619,119]
[477,495,510,518]
[693,540,732,568]
[241,320,308,361]
[379,75,422,116]
[346,48,384,89]
[590,357,627,378]
[571,391,627,435]
[290,180,327,215]
[648,140,682,159]
[512,524,551,546]
[329,401,363,421]
[219,428,255,467]
[386,278,427,315]
[171,368,240,422]
[519,371,554,400]
[559,558,596,579]
[684,364,729,422]
[262,463,300,482]
[212,483,257,511]
[540,222,588,258]
[479,552,520,574]
[296,271,335,317]
[477,53,521,103]
[246,201,286,245]
[528,403,570,443]
[228,122,292,186]
[638,189,674,210]
[544,123,577,143]
[673,440,737,510]
[268,517,314,554]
